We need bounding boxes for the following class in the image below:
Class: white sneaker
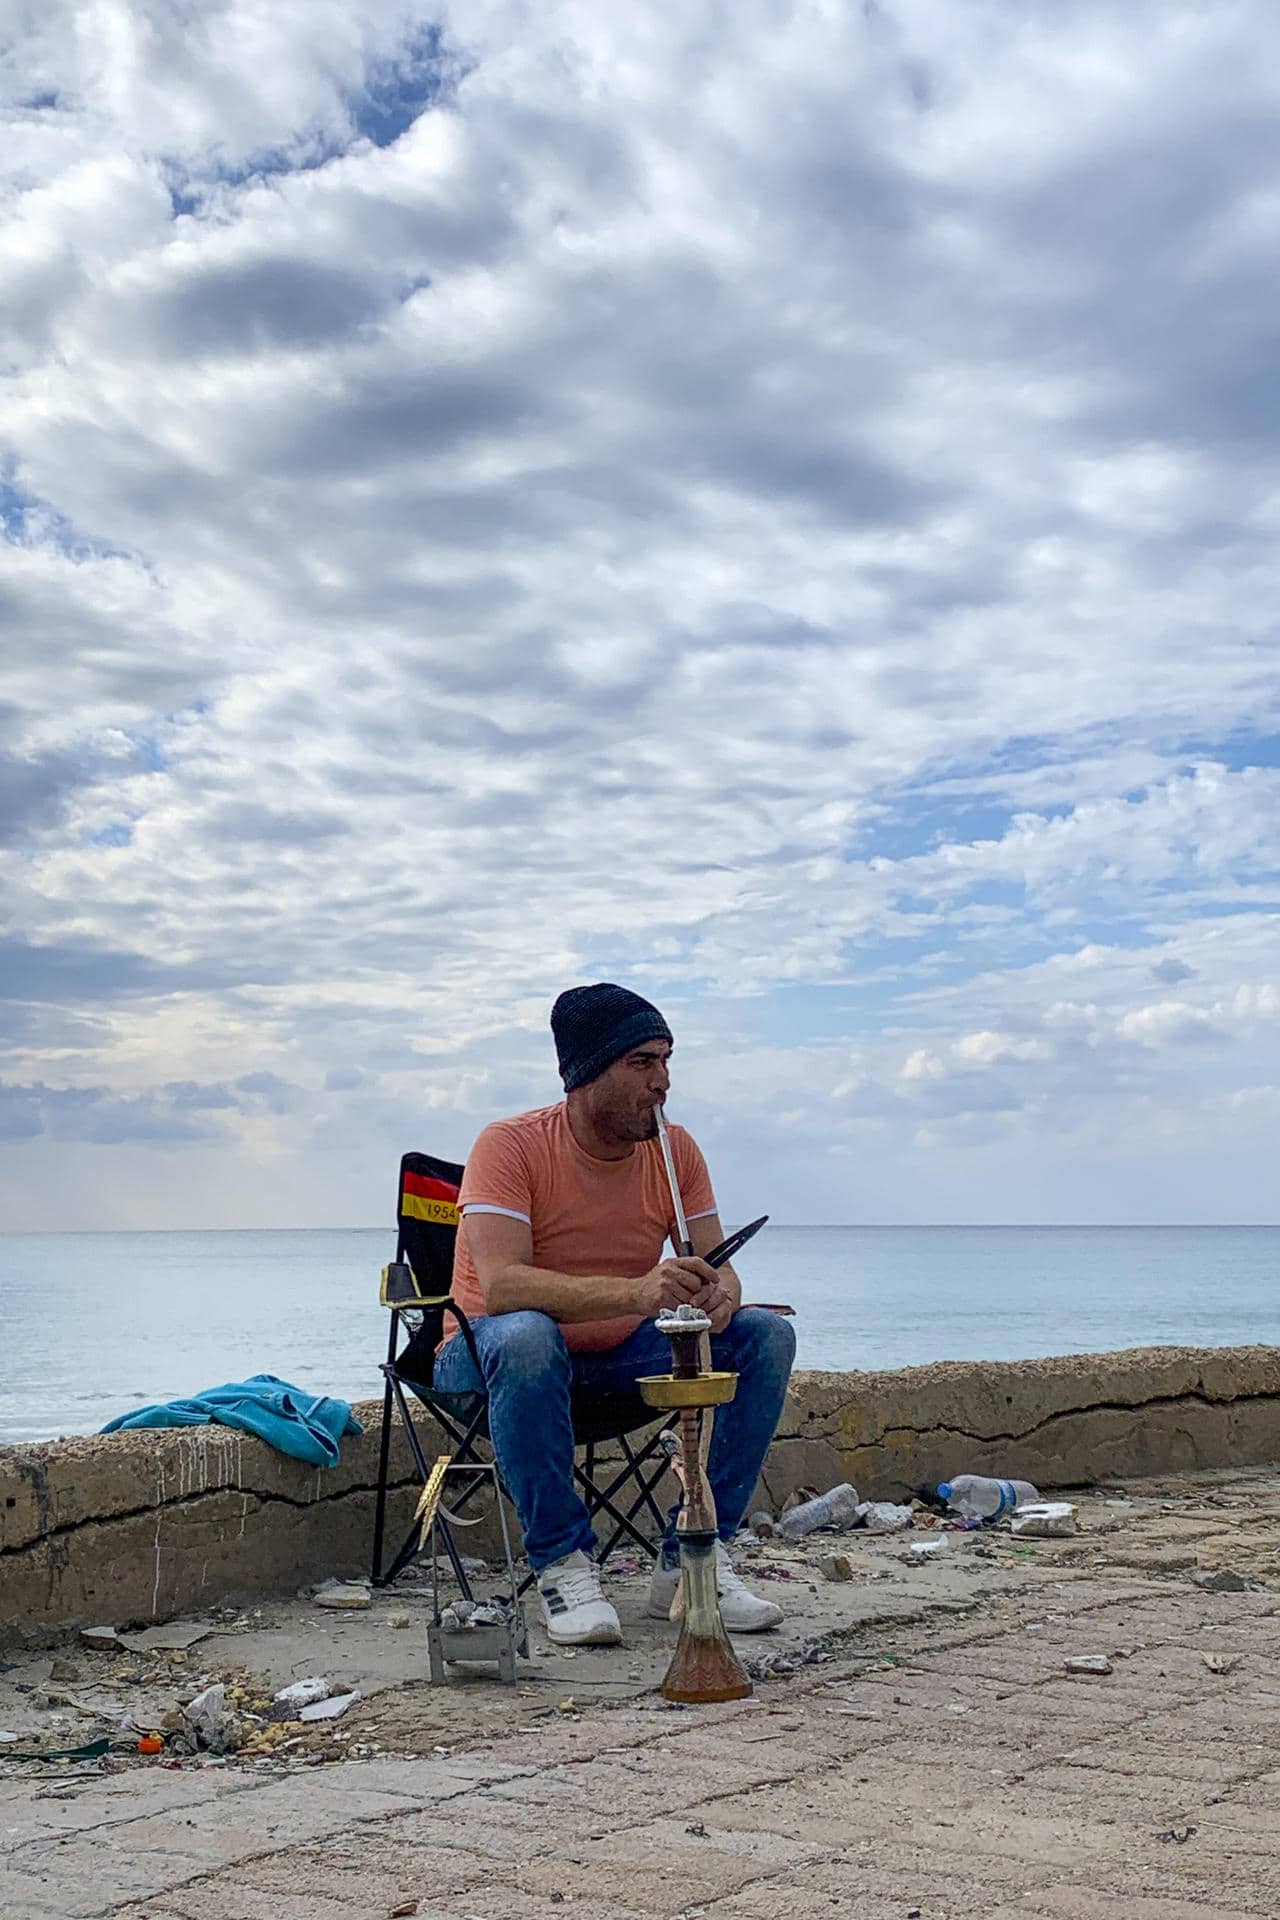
[647,1541,784,1633]
[537,1550,623,1646]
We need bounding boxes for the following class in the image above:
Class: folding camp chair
[369,1151,678,1601]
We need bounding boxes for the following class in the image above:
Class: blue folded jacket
[101,1373,362,1467]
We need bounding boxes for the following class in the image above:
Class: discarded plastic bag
[184,1684,227,1746]
[1011,1502,1077,1538]
[907,1537,946,1561]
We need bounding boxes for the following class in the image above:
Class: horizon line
[4,1221,1279,1237]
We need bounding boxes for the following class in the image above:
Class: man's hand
[633,1256,739,1332]
[702,1274,739,1334]
[633,1255,718,1319]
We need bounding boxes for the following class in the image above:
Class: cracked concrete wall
[3,1345,1280,1644]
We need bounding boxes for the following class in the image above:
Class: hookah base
[659,1529,753,1704]
[661,1634,754,1704]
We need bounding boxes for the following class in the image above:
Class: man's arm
[464,1211,721,1322]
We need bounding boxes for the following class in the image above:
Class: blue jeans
[433,1308,796,1572]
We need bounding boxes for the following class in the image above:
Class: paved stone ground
[6,1468,1280,1918]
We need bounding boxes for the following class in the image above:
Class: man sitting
[434,982,797,1646]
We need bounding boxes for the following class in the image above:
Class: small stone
[1064,1654,1113,1676]
[1196,1569,1247,1593]
[48,1660,80,1682]
[818,1554,855,1583]
[314,1579,372,1611]
[79,1626,120,1651]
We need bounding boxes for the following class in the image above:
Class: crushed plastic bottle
[936,1475,1038,1521]
[777,1483,861,1540]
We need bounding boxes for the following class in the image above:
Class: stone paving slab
[10,1470,1280,1918]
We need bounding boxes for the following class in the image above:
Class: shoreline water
[4,1223,1280,1444]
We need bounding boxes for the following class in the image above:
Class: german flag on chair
[392,1150,464,1302]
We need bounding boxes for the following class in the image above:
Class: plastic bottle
[777,1483,861,1539]
[937,1475,1039,1521]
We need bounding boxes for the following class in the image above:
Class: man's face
[585,1041,672,1142]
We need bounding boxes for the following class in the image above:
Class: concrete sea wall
[4,1345,1280,1645]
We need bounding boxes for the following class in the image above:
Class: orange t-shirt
[451,1103,717,1352]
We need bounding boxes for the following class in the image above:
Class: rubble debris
[273,1677,332,1710]
[79,1626,120,1651]
[48,1660,80,1682]
[1011,1502,1078,1538]
[1064,1655,1113,1677]
[818,1554,856,1583]
[388,1903,420,1918]
[118,1621,215,1653]
[1202,1653,1240,1675]
[179,1683,247,1753]
[299,1689,361,1723]
[314,1579,373,1610]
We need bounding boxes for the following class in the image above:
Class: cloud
[1115,1002,1222,1049]
[953,1031,1052,1068]
[0,1080,226,1144]
[2,0,1279,1225]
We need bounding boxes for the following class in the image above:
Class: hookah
[637,1104,753,1704]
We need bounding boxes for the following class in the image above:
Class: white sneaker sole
[646,1589,784,1633]
[544,1617,623,1647]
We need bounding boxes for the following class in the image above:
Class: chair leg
[574,1458,666,1561]
[376,1383,495,1594]
[621,1426,675,1535]
[368,1320,402,1574]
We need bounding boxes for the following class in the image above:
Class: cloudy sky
[2,0,1278,1231]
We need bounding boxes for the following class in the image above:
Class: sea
[2,1225,1278,1445]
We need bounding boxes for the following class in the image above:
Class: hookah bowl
[638,1304,753,1704]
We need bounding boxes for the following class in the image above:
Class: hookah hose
[654,1102,693,1256]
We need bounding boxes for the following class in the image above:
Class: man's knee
[479,1309,569,1382]
[728,1306,797,1377]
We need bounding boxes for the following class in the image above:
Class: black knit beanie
[551,983,673,1091]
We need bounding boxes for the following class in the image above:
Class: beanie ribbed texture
[551,983,673,1091]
